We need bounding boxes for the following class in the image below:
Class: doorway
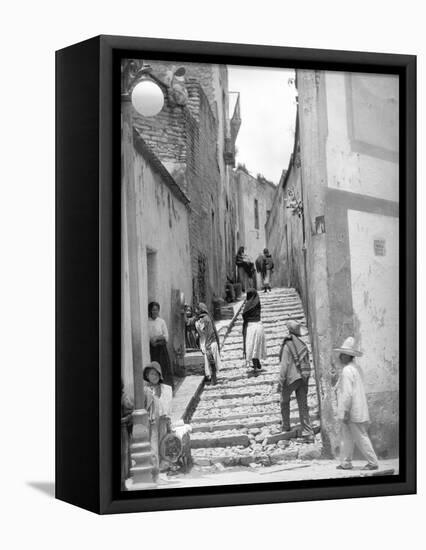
[146,248,158,303]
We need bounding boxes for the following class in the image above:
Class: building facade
[266,70,399,457]
[233,168,276,269]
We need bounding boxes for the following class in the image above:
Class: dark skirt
[150,342,174,389]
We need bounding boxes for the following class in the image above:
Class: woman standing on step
[148,301,174,390]
[242,288,267,373]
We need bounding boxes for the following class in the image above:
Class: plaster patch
[348,210,399,393]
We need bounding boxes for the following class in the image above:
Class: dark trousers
[280,378,313,435]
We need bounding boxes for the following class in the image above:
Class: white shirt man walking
[334,337,379,471]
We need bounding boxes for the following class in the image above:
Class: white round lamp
[131,79,164,117]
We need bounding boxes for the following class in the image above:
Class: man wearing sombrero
[334,337,379,471]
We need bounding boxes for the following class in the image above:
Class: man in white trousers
[334,337,379,471]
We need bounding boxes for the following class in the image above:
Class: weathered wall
[234,169,276,266]
[121,132,192,397]
[295,71,337,455]
[347,210,399,455]
[265,158,306,301]
[185,84,223,306]
[325,71,399,202]
[294,69,400,457]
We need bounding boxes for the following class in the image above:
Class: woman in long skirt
[242,288,267,372]
[148,301,174,390]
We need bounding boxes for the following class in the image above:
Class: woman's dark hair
[237,246,245,254]
[263,248,270,255]
[148,301,160,317]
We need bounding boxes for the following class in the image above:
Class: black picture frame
[56,35,416,515]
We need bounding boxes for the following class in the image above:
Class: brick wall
[185,86,222,308]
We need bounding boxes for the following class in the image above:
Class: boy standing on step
[278,320,314,440]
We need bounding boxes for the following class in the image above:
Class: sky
[228,65,297,185]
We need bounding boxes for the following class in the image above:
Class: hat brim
[333,347,363,357]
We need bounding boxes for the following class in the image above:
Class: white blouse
[148,317,169,343]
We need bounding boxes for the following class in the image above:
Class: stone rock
[240,455,255,466]
[194,457,211,466]
[281,448,299,461]
[298,444,322,461]
[223,456,237,467]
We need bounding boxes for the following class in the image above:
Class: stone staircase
[189,288,322,467]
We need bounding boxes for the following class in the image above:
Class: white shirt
[158,384,172,416]
[337,361,370,423]
[148,317,169,343]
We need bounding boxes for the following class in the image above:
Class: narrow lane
[189,287,322,467]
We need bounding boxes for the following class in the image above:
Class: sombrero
[333,336,363,357]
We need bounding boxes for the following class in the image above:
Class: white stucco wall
[325,71,399,203]
[122,148,192,395]
[347,210,399,393]
[236,171,276,262]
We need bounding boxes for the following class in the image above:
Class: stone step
[219,357,280,371]
[260,312,305,322]
[200,384,277,401]
[191,431,322,466]
[258,298,301,305]
[192,396,319,423]
[191,423,322,451]
[203,372,317,391]
[222,336,311,352]
[129,465,154,479]
[191,431,250,449]
[221,345,313,361]
[131,451,153,465]
[259,289,298,295]
[221,344,311,360]
[200,380,317,401]
[227,325,303,338]
[258,299,301,307]
[130,442,151,453]
[191,409,320,434]
[196,393,282,410]
[218,365,280,381]
[233,313,305,328]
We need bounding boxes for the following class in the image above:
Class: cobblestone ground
[190,287,323,469]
